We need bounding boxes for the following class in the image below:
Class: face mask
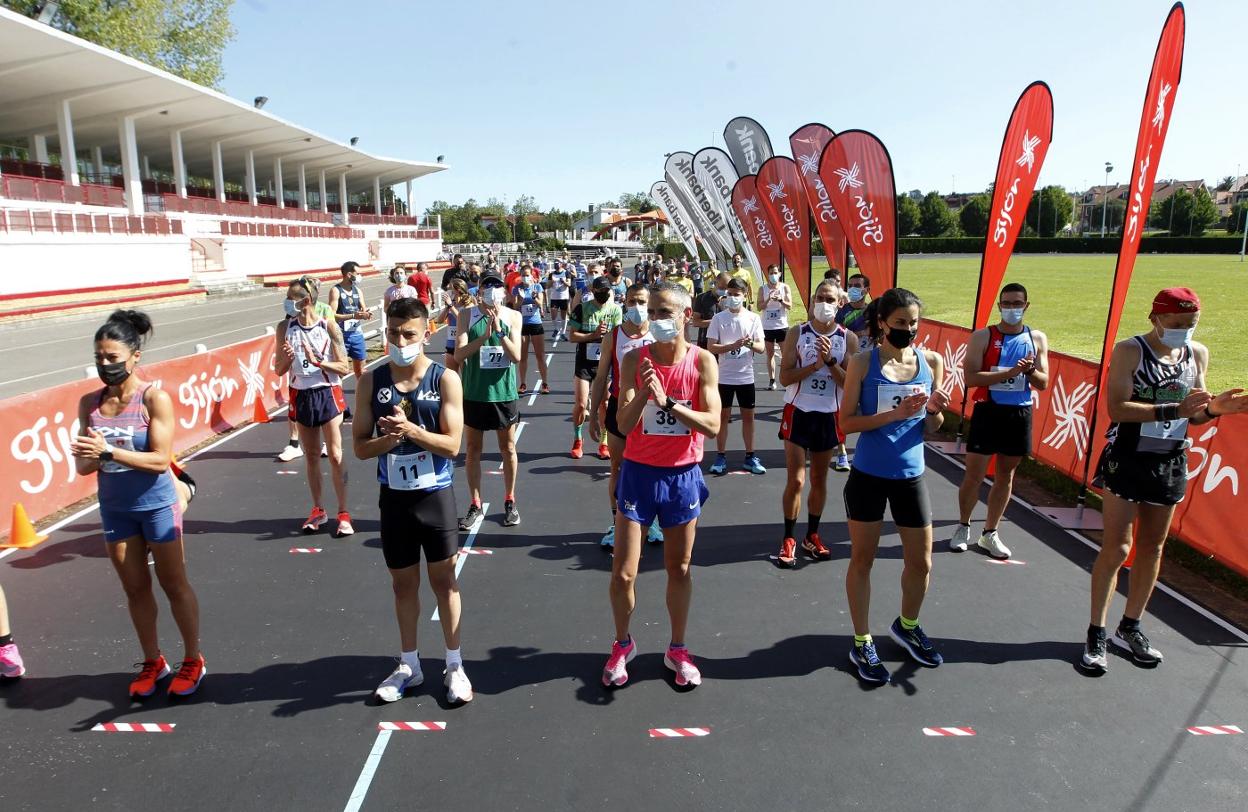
[813,302,838,323]
[716,288,727,299]
[388,341,422,366]
[768,274,779,284]
[486,287,506,306]
[625,304,646,325]
[593,291,611,304]
[886,326,917,349]
[726,295,744,311]
[1000,307,1025,325]
[97,360,131,387]
[1159,325,1195,349]
[283,299,299,317]
[847,287,865,303]
[650,318,680,343]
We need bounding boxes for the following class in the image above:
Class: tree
[618,192,655,213]
[1156,187,1220,236]
[1024,185,1074,238]
[515,217,536,242]
[3,0,236,88]
[487,221,511,243]
[1226,202,1248,235]
[896,194,921,236]
[540,209,573,231]
[959,194,991,238]
[1216,176,1235,192]
[918,191,956,237]
[463,220,490,243]
[510,194,539,217]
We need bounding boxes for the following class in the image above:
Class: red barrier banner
[789,123,850,275]
[2,334,287,533]
[973,81,1054,331]
[817,130,897,294]
[755,156,813,304]
[730,175,783,280]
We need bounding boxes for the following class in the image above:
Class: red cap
[1151,287,1200,315]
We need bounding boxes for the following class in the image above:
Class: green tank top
[461,307,517,403]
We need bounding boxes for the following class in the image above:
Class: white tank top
[784,322,848,413]
[287,317,342,390]
[760,283,790,330]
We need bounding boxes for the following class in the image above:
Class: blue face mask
[625,304,646,325]
[284,299,299,317]
[649,318,680,343]
[847,287,865,303]
[1000,307,1025,325]
[1158,326,1195,349]
[388,341,422,367]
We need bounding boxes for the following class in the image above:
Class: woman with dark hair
[435,278,475,374]
[71,310,204,698]
[838,289,950,685]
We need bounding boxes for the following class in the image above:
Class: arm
[499,310,523,362]
[706,316,733,355]
[614,351,648,436]
[1104,341,1156,423]
[454,310,493,363]
[925,350,947,433]
[748,320,765,354]
[1029,330,1050,391]
[327,286,352,326]
[72,388,176,475]
[273,320,294,377]
[74,395,100,476]
[682,349,722,437]
[319,321,352,376]
[782,284,792,309]
[778,327,817,388]
[587,328,616,437]
[352,371,389,460]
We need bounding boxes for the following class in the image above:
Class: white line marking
[432,501,489,622]
[342,728,392,812]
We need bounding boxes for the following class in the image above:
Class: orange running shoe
[570,438,584,459]
[772,538,798,569]
[802,533,832,561]
[335,511,355,537]
[301,506,328,533]
[168,654,207,696]
[129,654,171,698]
[597,442,610,460]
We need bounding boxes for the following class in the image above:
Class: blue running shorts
[615,459,709,529]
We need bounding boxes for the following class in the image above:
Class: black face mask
[97,360,131,387]
[886,327,917,349]
[593,291,611,304]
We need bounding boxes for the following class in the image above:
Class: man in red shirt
[405,262,434,306]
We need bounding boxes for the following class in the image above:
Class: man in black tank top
[1081,288,1248,675]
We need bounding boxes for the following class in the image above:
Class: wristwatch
[663,395,678,412]
[99,445,115,463]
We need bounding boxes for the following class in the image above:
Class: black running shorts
[379,485,459,568]
[843,467,932,528]
[718,382,756,410]
[464,398,520,432]
[966,401,1032,458]
[1095,446,1187,507]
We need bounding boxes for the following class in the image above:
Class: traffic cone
[2,502,48,549]
[252,394,270,424]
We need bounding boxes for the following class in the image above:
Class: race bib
[386,450,437,491]
[586,341,603,362]
[765,308,782,324]
[522,303,539,318]
[727,345,749,359]
[989,365,1026,392]
[1141,417,1188,443]
[479,345,509,369]
[803,374,834,397]
[642,399,692,436]
[100,435,133,474]
[877,383,927,414]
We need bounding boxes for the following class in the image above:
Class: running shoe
[503,500,521,527]
[664,646,702,688]
[375,662,423,703]
[571,438,584,459]
[602,637,637,687]
[168,654,207,696]
[709,454,728,475]
[949,523,971,552]
[597,442,610,460]
[343,408,353,422]
[889,617,943,667]
[1080,631,1109,674]
[802,533,831,561]
[302,506,328,533]
[277,443,304,462]
[335,511,355,538]
[541,383,551,395]
[977,529,1011,560]
[129,654,171,698]
[767,379,776,391]
[849,641,891,684]
[320,443,328,458]
[458,504,483,532]
[833,454,851,472]
[600,524,616,550]
[444,663,474,704]
[1112,624,1164,666]
[0,642,25,678]
[519,383,528,395]
[772,537,798,569]
[647,519,664,544]
[743,454,766,475]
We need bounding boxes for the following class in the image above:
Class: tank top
[610,324,654,398]
[515,282,543,325]
[372,363,454,491]
[286,317,341,390]
[853,347,933,479]
[444,308,458,350]
[760,283,789,330]
[460,307,516,403]
[785,322,849,414]
[334,283,363,333]
[611,277,628,304]
[90,385,178,512]
[1105,335,1197,455]
[624,344,704,468]
[549,271,570,300]
[973,326,1035,407]
[573,300,622,365]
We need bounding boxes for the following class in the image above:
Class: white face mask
[813,302,838,323]
[388,341,422,366]
[625,304,646,325]
[1000,307,1025,325]
[485,287,507,307]
[726,295,744,311]
[1158,325,1195,349]
[649,318,680,343]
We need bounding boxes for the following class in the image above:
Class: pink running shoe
[0,642,25,678]
[664,646,702,687]
[602,637,637,687]
[335,511,355,538]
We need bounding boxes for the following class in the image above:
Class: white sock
[401,650,421,671]
[445,648,462,670]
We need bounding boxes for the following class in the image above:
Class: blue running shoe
[600,525,615,549]
[889,617,944,667]
[743,454,766,475]
[709,454,727,475]
[647,519,664,544]
[849,641,890,684]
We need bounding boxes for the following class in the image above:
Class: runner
[440,254,468,291]
[274,277,354,537]
[546,261,572,340]
[607,257,630,304]
[1081,288,1248,674]
[706,278,766,476]
[588,282,663,549]
[435,278,474,374]
[510,270,551,396]
[385,267,417,307]
[839,288,950,685]
[0,584,23,678]
[454,268,524,529]
[602,282,721,689]
[952,283,1049,559]
[757,263,791,390]
[691,272,729,349]
[774,280,856,568]
[70,310,205,698]
[836,273,872,342]
[568,276,622,460]
[328,262,373,401]
[405,261,434,307]
[728,253,755,305]
[353,297,473,705]
[277,279,335,463]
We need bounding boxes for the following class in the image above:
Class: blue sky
[223,0,1245,212]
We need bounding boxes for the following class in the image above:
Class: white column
[211,141,225,202]
[30,134,49,164]
[373,176,382,216]
[55,100,79,186]
[405,179,412,220]
[339,173,350,224]
[170,130,186,198]
[244,149,257,205]
[118,116,143,215]
[318,170,327,213]
[91,146,104,179]
[142,155,151,180]
[273,157,284,208]
[298,164,307,211]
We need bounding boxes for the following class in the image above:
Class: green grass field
[790,253,1246,392]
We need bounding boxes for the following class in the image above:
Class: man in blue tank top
[951,283,1050,560]
[352,297,474,706]
[328,261,374,402]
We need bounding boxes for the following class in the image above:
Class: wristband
[926,407,940,416]
[1204,405,1218,420]
[1154,403,1179,422]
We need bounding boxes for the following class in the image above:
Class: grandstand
[0,7,446,322]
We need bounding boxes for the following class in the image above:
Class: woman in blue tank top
[509,278,550,396]
[837,289,950,686]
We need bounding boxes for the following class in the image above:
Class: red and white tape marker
[379,721,447,732]
[289,547,323,554]
[1187,725,1242,736]
[985,559,1026,566]
[648,727,711,738]
[922,726,976,737]
[458,548,493,556]
[92,722,175,733]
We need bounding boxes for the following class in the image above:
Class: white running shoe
[977,529,1012,560]
[949,524,971,552]
[320,443,328,458]
[277,443,304,462]
[444,663,473,704]
[375,662,423,703]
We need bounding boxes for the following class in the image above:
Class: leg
[741,408,755,454]
[958,452,991,525]
[498,424,518,498]
[609,513,644,640]
[0,583,11,638]
[845,520,882,635]
[389,564,422,652]
[573,379,589,429]
[715,408,730,454]
[1089,491,1138,627]
[518,335,530,386]
[427,557,462,651]
[806,450,834,516]
[465,426,484,505]
[533,334,549,382]
[296,421,323,507]
[1122,503,1178,621]
[106,537,160,660]
[149,537,201,661]
[321,416,348,514]
[983,455,1023,530]
[897,525,933,622]
[607,431,626,512]
[663,520,697,645]
[781,442,806,522]
[764,340,777,381]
